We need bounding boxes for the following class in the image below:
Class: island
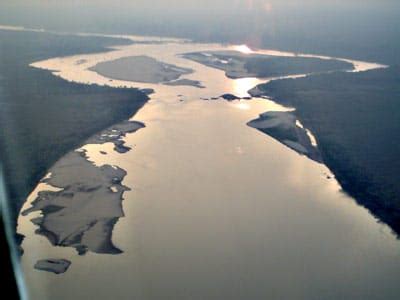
[182,50,354,79]
[22,121,145,256]
[89,55,202,87]
[34,259,71,274]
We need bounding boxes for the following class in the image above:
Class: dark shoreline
[252,66,400,236]
[182,51,354,79]
[0,29,148,242]
[22,120,145,259]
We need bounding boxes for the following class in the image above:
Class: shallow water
[18,34,400,300]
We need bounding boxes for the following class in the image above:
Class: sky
[1,0,399,64]
[3,0,399,13]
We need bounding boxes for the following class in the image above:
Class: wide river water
[16,32,400,299]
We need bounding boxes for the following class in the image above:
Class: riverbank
[21,120,144,264]
[251,66,400,235]
[0,29,149,241]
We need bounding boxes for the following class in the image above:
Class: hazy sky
[4,0,399,13]
[1,0,399,64]
[3,0,398,25]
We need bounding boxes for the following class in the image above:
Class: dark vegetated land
[183,52,353,79]
[243,56,353,77]
[0,30,148,238]
[2,4,399,66]
[256,67,400,234]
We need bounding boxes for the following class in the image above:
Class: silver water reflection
[18,34,400,300]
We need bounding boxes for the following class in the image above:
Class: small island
[182,51,354,79]
[89,55,202,87]
[22,121,145,257]
[34,259,71,274]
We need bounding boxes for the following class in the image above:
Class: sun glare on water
[231,77,262,97]
[233,101,251,110]
[234,44,254,54]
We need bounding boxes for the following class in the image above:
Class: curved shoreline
[0,28,151,248]
[9,25,393,276]
[18,27,389,240]
[250,67,400,236]
[9,26,400,300]
[20,120,144,270]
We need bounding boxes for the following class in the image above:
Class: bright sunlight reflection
[231,77,262,97]
[233,101,251,110]
[234,44,254,54]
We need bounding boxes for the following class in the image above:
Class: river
[17,33,400,299]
